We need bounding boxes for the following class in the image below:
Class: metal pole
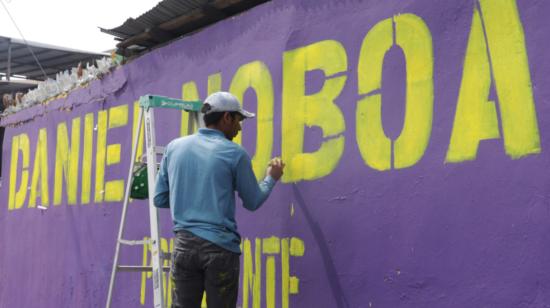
[7,38,11,81]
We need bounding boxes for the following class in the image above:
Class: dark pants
[171,230,240,308]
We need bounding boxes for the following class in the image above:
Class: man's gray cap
[202,92,255,119]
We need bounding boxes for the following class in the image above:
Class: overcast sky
[0,0,161,53]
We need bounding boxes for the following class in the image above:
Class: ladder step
[139,155,163,166]
[118,265,171,272]
[155,146,165,154]
[119,239,150,246]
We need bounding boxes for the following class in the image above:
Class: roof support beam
[109,0,270,52]
[4,48,53,63]
[11,66,59,80]
[115,8,206,49]
[1,54,96,73]
[147,27,176,43]
[202,4,228,19]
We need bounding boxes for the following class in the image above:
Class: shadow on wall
[292,184,350,308]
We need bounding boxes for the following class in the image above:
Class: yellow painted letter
[393,14,434,169]
[95,110,107,203]
[208,73,222,94]
[54,118,81,205]
[105,105,128,202]
[357,15,433,171]
[29,129,50,208]
[281,237,304,308]
[356,18,393,170]
[8,134,30,210]
[263,236,280,308]
[282,40,347,182]
[446,0,540,162]
[81,113,94,204]
[95,105,128,203]
[180,82,200,137]
[132,101,145,161]
[229,61,274,178]
[242,238,262,308]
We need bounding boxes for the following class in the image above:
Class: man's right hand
[267,157,285,181]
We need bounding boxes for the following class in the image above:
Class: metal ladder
[106,95,203,308]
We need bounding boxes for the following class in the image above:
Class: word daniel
[7,0,541,210]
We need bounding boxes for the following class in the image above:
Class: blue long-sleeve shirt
[154,128,276,253]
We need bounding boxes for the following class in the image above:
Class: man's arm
[235,153,284,211]
[153,151,170,208]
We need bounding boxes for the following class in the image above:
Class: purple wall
[1,0,550,307]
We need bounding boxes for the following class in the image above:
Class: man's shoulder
[224,140,247,154]
[227,143,250,163]
[166,135,197,151]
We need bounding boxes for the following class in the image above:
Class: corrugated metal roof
[101,0,269,55]
[0,36,107,95]
[0,36,106,80]
[0,79,39,97]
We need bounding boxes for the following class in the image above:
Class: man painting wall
[154,92,285,307]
